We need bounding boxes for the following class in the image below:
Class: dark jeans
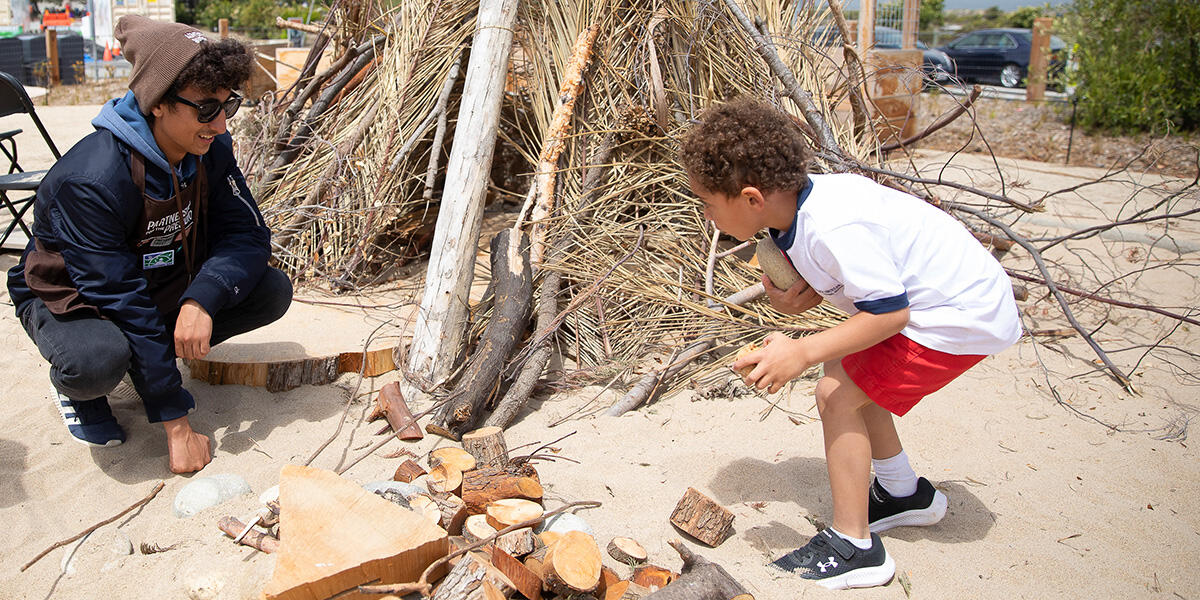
[18,267,293,402]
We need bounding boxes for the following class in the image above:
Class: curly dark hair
[680,97,810,197]
[165,38,252,100]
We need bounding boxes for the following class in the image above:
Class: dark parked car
[811,25,954,83]
[937,28,1066,88]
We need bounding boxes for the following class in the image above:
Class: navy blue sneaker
[869,477,948,532]
[770,528,894,590]
[52,387,125,447]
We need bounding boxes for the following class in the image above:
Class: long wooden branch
[825,1,871,142]
[947,203,1133,391]
[606,284,766,417]
[722,0,844,155]
[880,85,983,152]
[21,481,164,572]
[1006,269,1200,327]
[358,500,602,597]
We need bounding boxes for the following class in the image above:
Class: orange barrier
[41,11,72,30]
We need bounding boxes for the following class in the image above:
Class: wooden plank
[263,465,450,600]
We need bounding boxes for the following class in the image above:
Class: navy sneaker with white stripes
[52,387,125,447]
[868,476,948,532]
[770,528,895,590]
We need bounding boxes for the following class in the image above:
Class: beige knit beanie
[115,15,209,115]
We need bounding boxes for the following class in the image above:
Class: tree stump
[462,426,510,467]
[669,488,734,547]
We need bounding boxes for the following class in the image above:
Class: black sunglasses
[169,92,242,123]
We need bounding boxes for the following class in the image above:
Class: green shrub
[1065,0,1200,132]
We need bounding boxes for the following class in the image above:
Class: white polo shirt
[769,173,1022,356]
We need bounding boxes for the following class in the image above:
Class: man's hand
[175,300,213,359]
[732,332,813,394]
[163,416,211,474]
[763,274,822,315]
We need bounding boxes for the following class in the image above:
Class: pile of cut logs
[219,406,753,600]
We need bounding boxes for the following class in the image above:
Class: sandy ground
[1,106,1197,600]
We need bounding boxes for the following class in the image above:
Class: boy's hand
[763,274,822,314]
[732,332,812,394]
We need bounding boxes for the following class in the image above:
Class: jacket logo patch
[148,233,175,248]
[143,250,175,269]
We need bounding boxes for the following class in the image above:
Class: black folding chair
[0,70,61,249]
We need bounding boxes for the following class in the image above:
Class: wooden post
[45,29,60,86]
[401,0,519,401]
[219,18,229,39]
[857,0,875,50]
[1026,17,1052,102]
[901,0,919,49]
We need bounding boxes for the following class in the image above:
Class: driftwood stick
[420,54,463,201]
[274,16,325,35]
[389,50,464,172]
[704,223,721,308]
[607,284,766,416]
[948,203,1133,391]
[1006,270,1200,327]
[21,481,164,572]
[823,2,871,142]
[881,85,983,152]
[432,228,533,438]
[273,42,355,151]
[358,500,602,597]
[218,516,280,554]
[722,0,843,155]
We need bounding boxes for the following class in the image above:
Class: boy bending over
[681,98,1021,590]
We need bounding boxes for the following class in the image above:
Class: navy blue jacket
[7,92,271,422]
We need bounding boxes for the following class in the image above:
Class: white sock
[831,527,873,550]
[873,449,918,498]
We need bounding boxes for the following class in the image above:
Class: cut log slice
[393,459,427,483]
[607,536,648,565]
[485,499,543,530]
[463,515,537,557]
[668,487,734,547]
[428,463,464,495]
[462,466,544,515]
[186,300,398,392]
[407,494,445,527]
[632,565,677,591]
[541,530,602,595]
[430,447,478,473]
[462,426,510,467]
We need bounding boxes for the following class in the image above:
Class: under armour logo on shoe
[818,557,839,572]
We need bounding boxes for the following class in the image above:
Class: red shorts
[841,333,985,416]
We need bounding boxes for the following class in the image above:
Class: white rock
[174,474,252,518]
[258,484,279,505]
[59,531,92,575]
[536,512,594,538]
[185,571,224,600]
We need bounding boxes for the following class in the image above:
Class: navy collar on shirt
[768,178,814,250]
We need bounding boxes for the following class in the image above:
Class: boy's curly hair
[166,39,252,99]
[680,97,810,197]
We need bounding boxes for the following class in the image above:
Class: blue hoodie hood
[92,91,196,182]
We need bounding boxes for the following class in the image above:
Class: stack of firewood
[222,421,753,600]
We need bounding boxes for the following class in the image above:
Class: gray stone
[362,480,425,499]
[173,474,252,518]
[536,512,594,538]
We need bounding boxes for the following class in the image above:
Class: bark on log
[642,540,753,600]
[393,459,427,483]
[541,530,602,595]
[368,382,425,440]
[430,551,517,600]
[186,345,396,392]
[430,492,468,536]
[464,515,537,557]
[218,516,280,554]
[402,0,520,402]
[669,488,734,547]
[432,228,533,438]
[462,426,510,468]
[461,465,544,515]
[490,546,543,600]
